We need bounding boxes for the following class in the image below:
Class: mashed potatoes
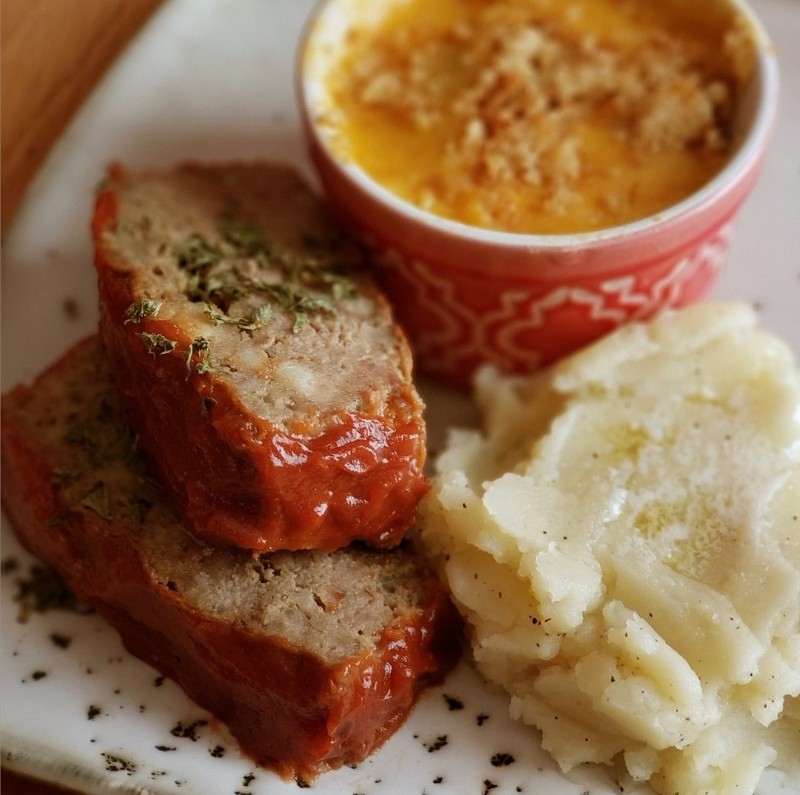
[418,303,800,794]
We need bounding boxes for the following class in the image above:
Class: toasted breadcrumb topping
[324,0,756,232]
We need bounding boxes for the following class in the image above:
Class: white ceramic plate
[2,1,799,793]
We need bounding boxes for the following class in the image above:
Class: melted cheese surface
[318,0,755,234]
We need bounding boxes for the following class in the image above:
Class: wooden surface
[0,0,164,229]
[1,769,81,794]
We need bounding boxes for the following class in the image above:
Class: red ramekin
[298,0,779,387]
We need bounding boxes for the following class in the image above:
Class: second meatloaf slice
[1,336,462,780]
[92,162,426,552]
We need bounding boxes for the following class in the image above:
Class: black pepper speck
[443,694,464,710]
[1,557,19,575]
[63,297,80,320]
[425,735,449,753]
[102,752,137,774]
[171,719,208,741]
[49,632,72,649]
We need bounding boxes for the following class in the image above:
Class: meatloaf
[0,337,462,780]
[92,162,427,552]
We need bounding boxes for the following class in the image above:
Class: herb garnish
[184,336,214,376]
[13,564,88,622]
[174,216,359,333]
[138,332,177,356]
[125,298,162,324]
[220,218,266,258]
[262,281,337,332]
[56,392,157,530]
[80,482,113,520]
[65,406,139,468]
[176,234,222,273]
[204,303,272,333]
[53,465,83,486]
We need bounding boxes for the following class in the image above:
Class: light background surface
[2,1,798,793]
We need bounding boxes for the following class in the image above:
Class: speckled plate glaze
[1,1,799,794]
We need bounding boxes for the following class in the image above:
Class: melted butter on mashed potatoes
[418,303,800,794]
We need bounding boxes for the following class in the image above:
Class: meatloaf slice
[92,162,426,551]
[0,337,462,780]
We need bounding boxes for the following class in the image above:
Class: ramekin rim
[297,0,780,251]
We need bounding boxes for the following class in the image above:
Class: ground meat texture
[91,162,427,552]
[0,337,463,779]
